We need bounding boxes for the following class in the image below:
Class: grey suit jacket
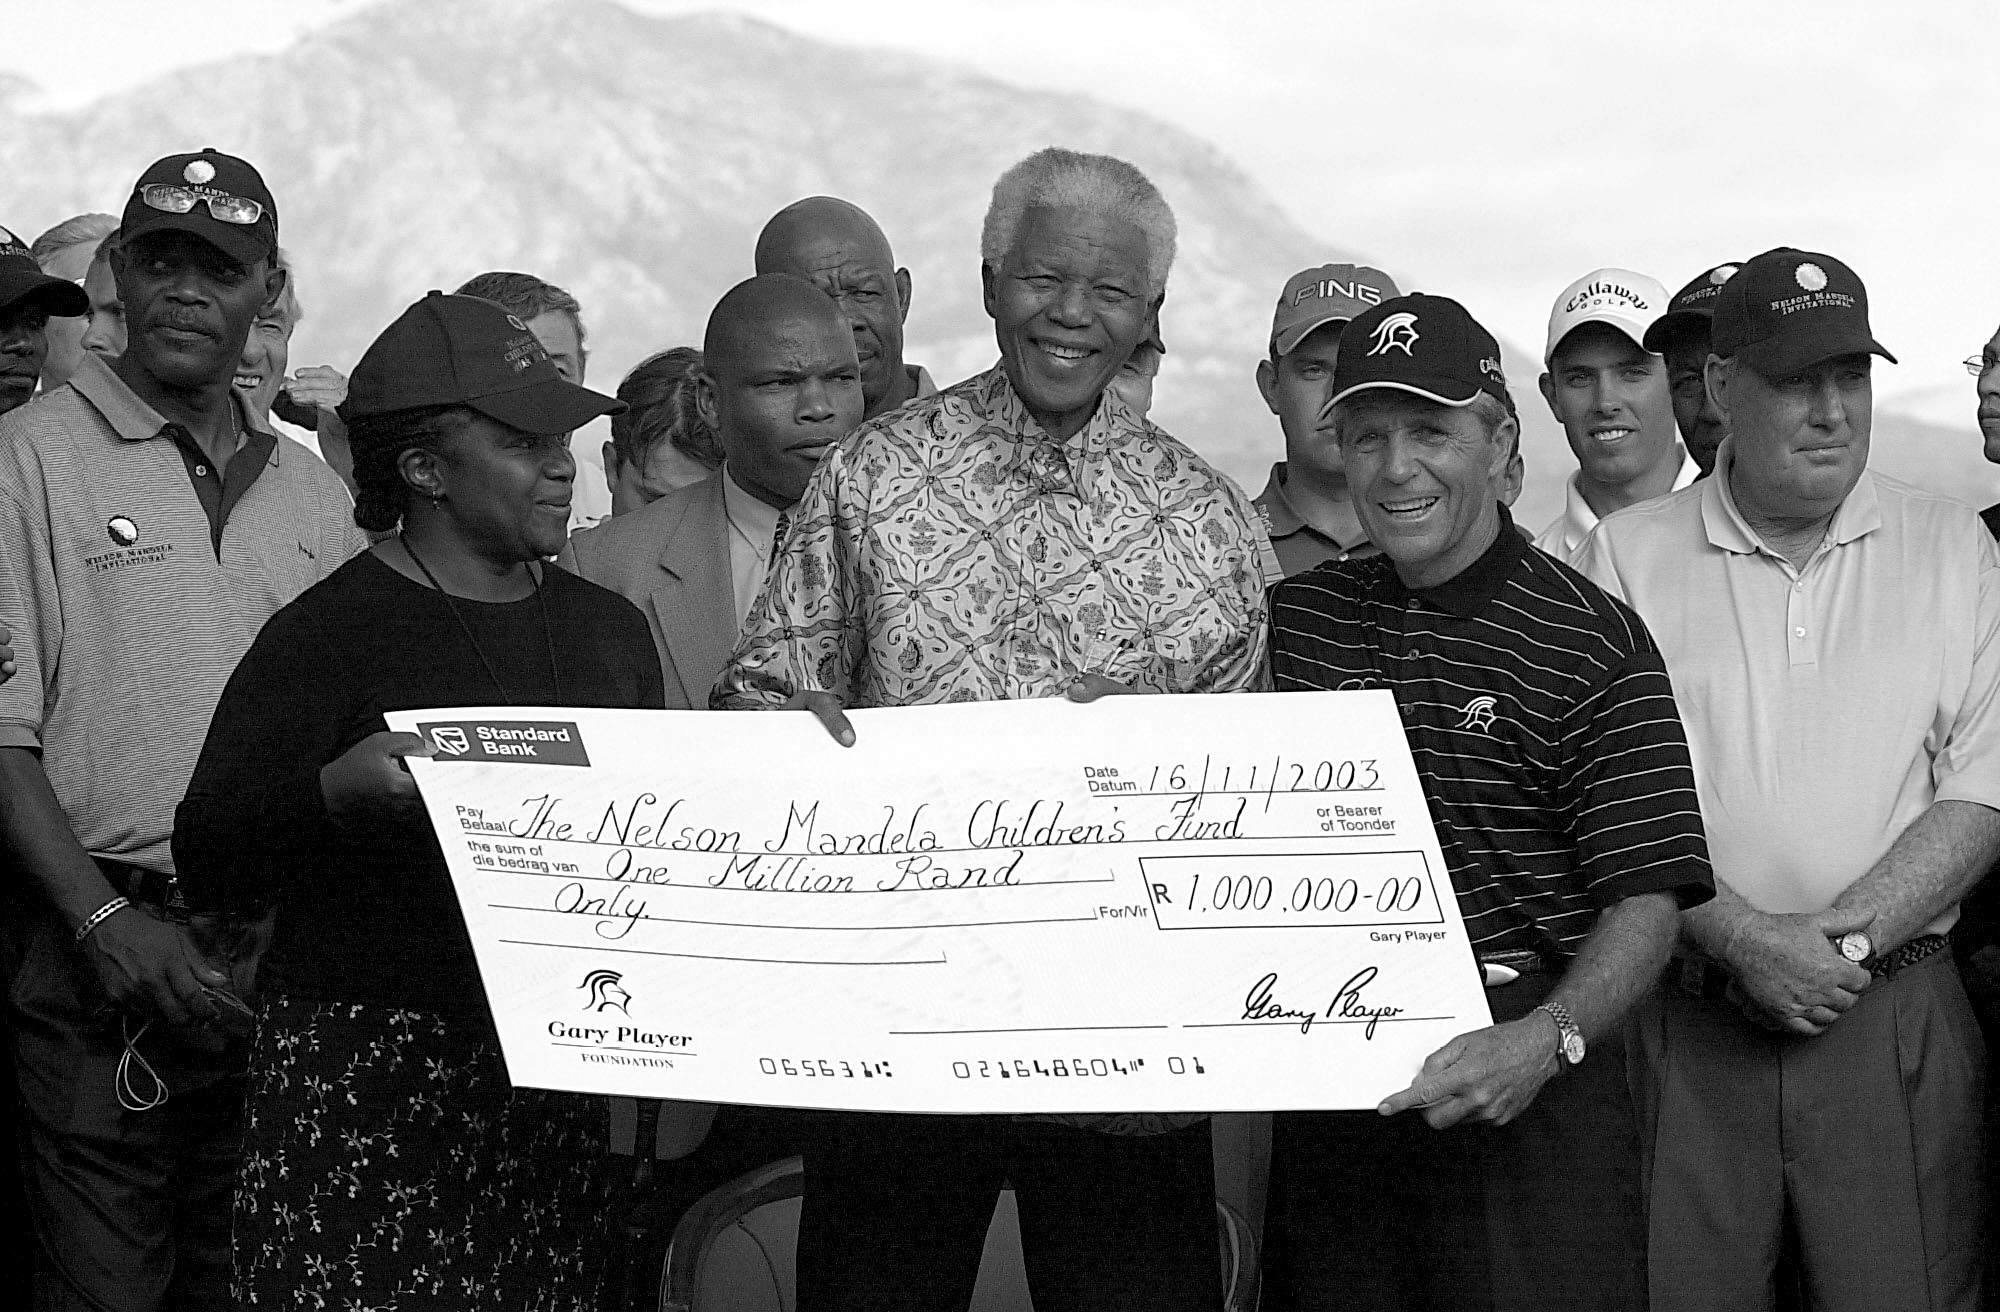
[557,473,736,710]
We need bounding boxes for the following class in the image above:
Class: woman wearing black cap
[174,292,664,1309]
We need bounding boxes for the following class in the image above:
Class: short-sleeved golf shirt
[1573,446,2000,934]
[0,353,366,872]
[1270,507,1713,959]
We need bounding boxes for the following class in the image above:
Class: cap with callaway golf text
[1542,268,1667,364]
[120,147,277,266]
[1710,247,1896,379]
[0,225,87,319]
[341,291,625,436]
[1325,293,1515,417]
[1271,263,1402,356]
[1641,261,1744,354]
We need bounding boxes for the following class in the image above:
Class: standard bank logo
[1367,312,1420,357]
[416,719,591,766]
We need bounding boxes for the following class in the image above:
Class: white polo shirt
[1573,443,2000,932]
[1535,447,1700,561]
[0,354,366,872]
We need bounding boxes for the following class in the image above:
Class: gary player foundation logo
[581,969,632,1015]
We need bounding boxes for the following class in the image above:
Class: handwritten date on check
[387,691,1493,1113]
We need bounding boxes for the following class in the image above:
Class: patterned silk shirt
[715,364,1270,712]
[714,365,1269,1134]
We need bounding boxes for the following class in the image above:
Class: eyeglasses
[1966,355,2000,376]
[138,184,265,226]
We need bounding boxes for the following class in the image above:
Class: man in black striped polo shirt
[1260,293,1714,1312]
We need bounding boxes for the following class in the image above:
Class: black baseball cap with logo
[1641,260,1744,354]
[0,225,88,318]
[1709,247,1895,378]
[1323,293,1516,419]
[341,291,625,435]
[119,147,278,266]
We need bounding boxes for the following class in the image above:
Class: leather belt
[91,857,187,921]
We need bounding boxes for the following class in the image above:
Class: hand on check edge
[1376,1014,1563,1129]
[1066,674,1144,701]
[784,690,855,747]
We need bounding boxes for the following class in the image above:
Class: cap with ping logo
[1270,263,1402,356]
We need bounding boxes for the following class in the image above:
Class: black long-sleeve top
[175,550,665,1021]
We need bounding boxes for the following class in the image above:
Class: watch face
[1838,930,1872,963]
[1561,1032,1587,1066]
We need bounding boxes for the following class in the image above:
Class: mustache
[150,308,216,337]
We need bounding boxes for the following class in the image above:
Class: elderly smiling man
[714,146,1269,1312]
[1576,248,2000,1312]
[1263,293,1713,1312]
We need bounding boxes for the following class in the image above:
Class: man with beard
[0,225,89,416]
[754,196,936,421]
[0,149,362,1312]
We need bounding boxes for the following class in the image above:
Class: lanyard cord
[398,534,563,704]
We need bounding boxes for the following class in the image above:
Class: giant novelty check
[387,692,1492,1113]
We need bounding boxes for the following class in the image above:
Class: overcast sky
[4,0,1995,429]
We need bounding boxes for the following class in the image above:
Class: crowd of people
[0,137,1995,1312]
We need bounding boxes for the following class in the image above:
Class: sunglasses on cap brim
[138,184,265,226]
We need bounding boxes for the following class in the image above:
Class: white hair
[1329,389,1518,456]
[980,147,1177,295]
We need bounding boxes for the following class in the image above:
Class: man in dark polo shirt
[0,148,361,1312]
[1262,293,1713,1312]
[1251,263,1400,576]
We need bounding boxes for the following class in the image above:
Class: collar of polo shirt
[1379,502,1527,617]
[1699,439,1883,558]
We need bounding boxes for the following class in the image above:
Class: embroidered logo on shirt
[581,969,632,1015]
[1366,312,1421,357]
[1456,695,1501,733]
[107,516,139,547]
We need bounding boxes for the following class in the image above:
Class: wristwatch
[1836,930,1873,964]
[1533,1001,1587,1069]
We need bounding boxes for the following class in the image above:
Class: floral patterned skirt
[234,997,617,1310]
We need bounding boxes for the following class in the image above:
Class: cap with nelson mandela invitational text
[1710,247,1895,378]
[340,290,625,436]
[1324,293,1516,418]
[119,148,278,266]
[1270,263,1402,356]
[1641,261,1744,353]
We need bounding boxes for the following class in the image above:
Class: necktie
[769,510,790,568]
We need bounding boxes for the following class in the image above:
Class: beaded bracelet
[74,896,131,946]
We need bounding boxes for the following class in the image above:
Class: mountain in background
[0,0,1985,524]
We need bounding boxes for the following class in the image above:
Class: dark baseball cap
[341,291,625,434]
[1641,260,1745,354]
[119,148,278,266]
[1324,293,1515,418]
[1709,247,1895,378]
[0,225,87,318]
[1270,263,1401,356]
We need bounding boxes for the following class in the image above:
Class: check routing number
[388,691,1494,1113]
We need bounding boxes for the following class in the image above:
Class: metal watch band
[1533,1000,1586,1067]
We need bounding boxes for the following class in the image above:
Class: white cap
[1542,268,1669,365]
